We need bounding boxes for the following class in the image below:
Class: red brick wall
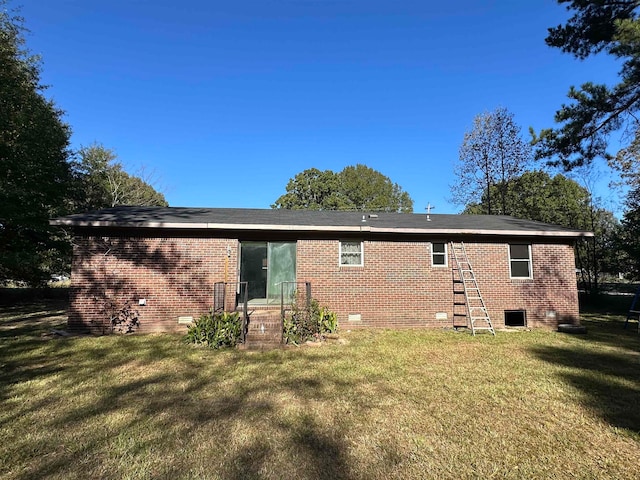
[455,242,579,328]
[69,235,238,333]
[69,234,579,333]
[297,239,579,329]
[297,239,449,328]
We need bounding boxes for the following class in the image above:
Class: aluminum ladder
[451,242,495,336]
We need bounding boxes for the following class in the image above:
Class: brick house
[51,206,591,335]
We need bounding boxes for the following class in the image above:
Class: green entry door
[240,242,296,303]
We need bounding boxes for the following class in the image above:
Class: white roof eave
[49,219,594,238]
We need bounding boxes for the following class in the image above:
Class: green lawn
[0,298,639,479]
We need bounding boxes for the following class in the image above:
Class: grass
[0,296,639,479]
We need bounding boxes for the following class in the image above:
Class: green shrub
[283,299,337,345]
[185,311,242,349]
[320,306,338,333]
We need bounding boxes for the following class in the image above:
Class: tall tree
[464,170,620,292]
[452,107,532,214]
[0,3,73,283]
[270,168,346,211]
[612,135,640,279]
[463,171,588,225]
[272,164,413,212]
[338,164,413,212]
[535,0,640,169]
[535,1,640,287]
[73,144,168,211]
[619,183,640,279]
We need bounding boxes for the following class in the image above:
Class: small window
[431,242,447,267]
[340,241,363,266]
[509,244,532,278]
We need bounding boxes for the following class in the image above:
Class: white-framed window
[340,240,363,266]
[509,244,532,279]
[431,242,447,267]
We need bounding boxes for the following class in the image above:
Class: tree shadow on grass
[0,301,68,338]
[1,328,367,480]
[530,315,640,435]
[577,311,639,352]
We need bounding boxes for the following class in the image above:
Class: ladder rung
[451,241,494,335]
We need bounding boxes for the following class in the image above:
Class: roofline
[49,219,594,238]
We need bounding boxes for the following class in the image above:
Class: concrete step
[247,313,281,330]
[239,341,283,351]
[247,320,282,327]
[242,339,282,350]
[247,321,281,330]
[248,314,280,319]
[247,332,281,341]
[244,311,283,350]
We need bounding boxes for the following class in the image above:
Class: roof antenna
[426,203,435,222]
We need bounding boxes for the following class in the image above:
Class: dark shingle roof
[51,206,592,238]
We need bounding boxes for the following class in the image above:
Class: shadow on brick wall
[530,250,581,324]
[69,236,212,334]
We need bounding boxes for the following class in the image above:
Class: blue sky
[20,0,623,213]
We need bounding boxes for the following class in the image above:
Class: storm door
[239,241,296,304]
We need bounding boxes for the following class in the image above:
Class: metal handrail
[213,280,311,344]
[279,281,312,322]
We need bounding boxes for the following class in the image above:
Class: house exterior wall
[462,242,579,328]
[296,239,579,329]
[68,233,579,333]
[69,235,238,333]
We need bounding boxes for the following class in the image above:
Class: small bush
[185,311,242,349]
[94,297,140,334]
[320,306,338,333]
[284,299,337,345]
[110,300,140,334]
